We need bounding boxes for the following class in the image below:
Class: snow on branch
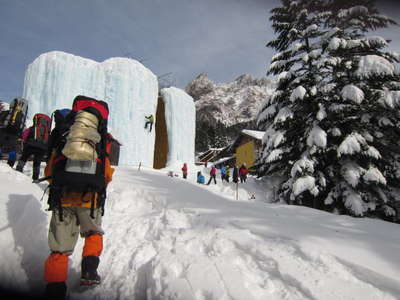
[266,148,284,163]
[291,157,314,177]
[273,131,286,148]
[330,127,342,137]
[304,24,318,35]
[363,167,386,185]
[337,133,366,157]
[338,6,369,19]
[341,162,364,187]
[290,43,303,52]
[363,146,381,160]
[317,104,326,121]
[380,90,400,108]
[307,125,327,149]
[327,37,343,51]
[378,116,394,127]
[257,103,277,125]
[357,55,395,77]
[269,60,288,73]
[363,36,388,48]
[274,106,293,123]
[293,175,318,197]
[343,187,367,216]
[383,204,396,216]
[278,71,291,82]
[290,86,306,102]
[341,85,364,104]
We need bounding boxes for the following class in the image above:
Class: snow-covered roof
[211,156,234,166]
[242,129,264,140]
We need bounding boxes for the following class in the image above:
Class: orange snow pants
[44,207,103,283]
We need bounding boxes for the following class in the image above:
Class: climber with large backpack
[0,98,28,163]
[16,113,51,180]
[43,95,114,300]
[2,97,28,134]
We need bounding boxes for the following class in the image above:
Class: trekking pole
[236,182,238,201]
[273,186,276,202]
[138,161,142,171]
[32,175,52,183]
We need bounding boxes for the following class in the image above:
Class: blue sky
[0,0,399,102]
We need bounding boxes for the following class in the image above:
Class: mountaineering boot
[7,159,16,168]
[45,282,67,300]
[7,150,16,167]
[81,256,101,286]
[16,160,25,172]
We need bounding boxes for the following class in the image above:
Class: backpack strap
[89,188,95,219]
[48,185,64,221]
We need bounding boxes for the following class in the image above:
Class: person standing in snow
[232,165,239,184]
[239,164,248,183]
[16,125,47,180]
[206,166,217,185]
[181,163,188,179]
[225,166,231,183]
[42,98,114,300]
[43,144,114,300]
[144,114,154,132]
[220,166,226,182]
[197,171,205,184]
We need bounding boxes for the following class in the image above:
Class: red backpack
[26,113,51,150]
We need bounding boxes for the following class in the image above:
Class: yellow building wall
[235,141,255,168]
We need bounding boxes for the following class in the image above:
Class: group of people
[0,96,115,300]
[179,163,249,185]
[204,164,248,185]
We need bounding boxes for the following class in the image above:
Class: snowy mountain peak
[186,73,275,151]
[187,73,275,127]
[185,73,215,101]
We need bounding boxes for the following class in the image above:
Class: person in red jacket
[207,166,217,185]
[239,164,248,183]
[181,163,188,179]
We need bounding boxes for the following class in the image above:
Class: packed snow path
[1,164,400,299]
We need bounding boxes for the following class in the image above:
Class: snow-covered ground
[0,162,400,299]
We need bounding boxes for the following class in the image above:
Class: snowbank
[1,163,400,299]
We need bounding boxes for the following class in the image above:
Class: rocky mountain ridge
[185,73,275,152]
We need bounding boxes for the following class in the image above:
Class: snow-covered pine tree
[258,0,400,218]
[321,0,400,217]
[257,0,332,208]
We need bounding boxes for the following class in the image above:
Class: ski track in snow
[1,164,399,300]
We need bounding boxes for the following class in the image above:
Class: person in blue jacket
[7,149,17,167]
[197,171,205,184]
[220,166,226,182]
